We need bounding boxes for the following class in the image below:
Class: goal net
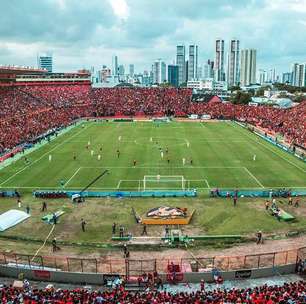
[143,175,186,190]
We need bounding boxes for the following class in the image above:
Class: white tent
[0,209,30,232]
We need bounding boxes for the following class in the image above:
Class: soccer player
[167,158,170,164]
[98,154,101,161]
[117,149,120,158]
[48,154,52,162]
[190,158,193,165]
[253,154,256,161]
[161,151,164,159]
[118,135,121,141]
[60,179,65,189]
[73,153,77,161]
[182,158,186,166]
[133,160,137,166]
[91,150,94,156]
[166,147,169,154]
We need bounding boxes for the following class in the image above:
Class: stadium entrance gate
[126,259,157,279]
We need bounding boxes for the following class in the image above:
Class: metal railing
[0,247,304,275]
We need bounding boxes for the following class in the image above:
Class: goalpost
[143,175,186,190]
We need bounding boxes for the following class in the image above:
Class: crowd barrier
[33,189,197,198]
[235,121,306,162]
[0,190,20,198]
[0,247,304,276]
[211,188,306,198]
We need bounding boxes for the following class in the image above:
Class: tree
[230,91,252,104]
[255,85,270,97]
[293,94,305,103]
[228,85,241,92]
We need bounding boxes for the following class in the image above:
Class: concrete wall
[0,265,103,285]
[0,263,296,285]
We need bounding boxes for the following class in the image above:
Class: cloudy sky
[0,0,305,74]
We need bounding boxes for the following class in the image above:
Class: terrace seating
[0,280,305,303]
[0,85,305,155]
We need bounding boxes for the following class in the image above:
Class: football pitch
[0,121,305,191]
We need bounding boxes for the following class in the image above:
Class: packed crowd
[0,84,305,154]
[0,280,305,303]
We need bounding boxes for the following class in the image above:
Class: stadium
[0,66,305,303]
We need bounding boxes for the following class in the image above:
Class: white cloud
[108,0,129,20]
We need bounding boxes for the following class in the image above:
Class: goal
[143,175,186,190]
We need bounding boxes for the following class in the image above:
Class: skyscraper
[214,39,225,81]
[188,44,198,81]
[37,53,53,72]
[240,49,257,86]
[227,39,240,86]
[153,59,166,84]
[168,65,179,87]
[203,60,214,79]
[129,64,134,77]
[112,55,118,76]
[259,69,267,84]
[291,63,306,87]
[176,45,186,85]
[282,72,292,84]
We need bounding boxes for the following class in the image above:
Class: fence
[0,247,304,276]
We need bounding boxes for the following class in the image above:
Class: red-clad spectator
[0,280,305,303]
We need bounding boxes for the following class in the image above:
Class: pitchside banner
[235,269,252,279]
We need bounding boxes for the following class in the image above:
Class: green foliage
[274,83,306,94]
[230,91,252,104]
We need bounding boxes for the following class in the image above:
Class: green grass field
[0,121,305,191]
[0,121,305,255]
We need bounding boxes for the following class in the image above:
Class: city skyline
[0,0,305,74]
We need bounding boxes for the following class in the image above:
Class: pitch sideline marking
[230,122,306,173]
[64,167,81,188]
[81,166,247,169]
[0,125,90,186]
[243,167,265,188]
[1,185,306,190]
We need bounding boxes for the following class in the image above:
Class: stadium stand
[0,280,305,303]
[0,84,305,154]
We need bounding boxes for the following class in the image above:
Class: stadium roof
[0,66,47,75]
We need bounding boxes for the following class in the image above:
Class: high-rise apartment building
[291,63,306,87]
[203,60,214,79]
[188,44,198,81]
[168,65,179,87]
[240,49,257,86]
[227,39,240,86]
[112,55,118,76]
[176,45,186,85]
[214,39,225,81]
[129,64,134,77]
[153,59,166,84]
[282,72,292,84]
[37,53,53,72]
